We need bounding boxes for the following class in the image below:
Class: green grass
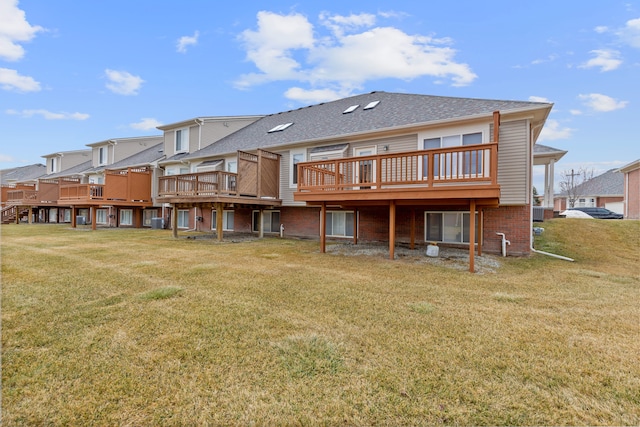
[1,219,639,425]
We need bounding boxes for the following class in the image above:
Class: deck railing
[297,143,498,192]
[159,171,238,197]
[59,184,105,201]
[6,189,39,204]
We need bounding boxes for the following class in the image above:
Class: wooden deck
[59,168,153,205]
[294,143,500,205]
[157,149,281,206]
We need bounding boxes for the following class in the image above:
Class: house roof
[44,160,93,179]
[563,169,624,197]
[156,115,264,131]
[533,143,568,165]
[85,143,165,173]
[85,135,163,148]
[183,91,552,161]
[0,163,46,185]
[618,159,640,173]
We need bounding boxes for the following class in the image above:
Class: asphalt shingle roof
[44,160,93,179]
[0,164,46,185]
[184,91,551,160]
[85,143,165,173]
[568,169,624,196]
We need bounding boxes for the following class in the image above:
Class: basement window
[268,122,293,133]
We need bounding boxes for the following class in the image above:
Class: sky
[1,0,638,193]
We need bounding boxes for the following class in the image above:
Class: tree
[532,186,541,206]
[559,167,594,208]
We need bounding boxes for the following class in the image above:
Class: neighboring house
[0,164,46,223]
[619,159,640,219]
[3,137,165,228]
[155,115,265,230]
[533,144,567,208]
[554,169,624,213]
[155,91,554,270]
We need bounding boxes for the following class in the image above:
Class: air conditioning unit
[151,217,164,229]
[76,216,86,225]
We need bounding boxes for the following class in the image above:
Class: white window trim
[325,210,355,238]
[211,210,234,231]
[120,209,133,226]
[290,149,306,189]
[424,211,479,245]
[175,128,189,154]
[177,209,190,229]
[96,209,108,225]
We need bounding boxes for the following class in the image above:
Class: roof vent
[268,122,293,133]
[363,100,380,110]
[343,105,359,114]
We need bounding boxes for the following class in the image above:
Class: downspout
[108,140,117,164]
[529,122,574,262]
[195,118,204,150]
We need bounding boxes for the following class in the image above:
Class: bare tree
[559,167,594,208]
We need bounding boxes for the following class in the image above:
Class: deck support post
[27,206,33,224]
[477,208,483,257]
[171,205,178,238]
[389,200,396,260]
[71,206,77,228]
[91,207,97,230]
[469,200,476,273]
[258,208,264,239]
[15,206,19,224]
[216,203,223,241]
[320,202,326,253]
[353,208,358,245]
[410,208,416,250]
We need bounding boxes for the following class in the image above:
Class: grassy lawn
[1,219,639,425]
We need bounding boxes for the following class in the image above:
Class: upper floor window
[99,146,107,165]
[49,157,57,173]
[290,150,306,188]
[175,128,189,153]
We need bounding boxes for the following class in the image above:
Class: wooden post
[320,203,326,253]
[389,200,396,260]
[477,208,483,257]
[216,203,223,241]
[28,206,33,224]
[469,200,476,273]
[15,206,20,224]
[410,208,416,250]
[171,205,178,238]
[71,206,77,228]
[258,208,264,239]
[91,207,97,230]
[353,208,358,245]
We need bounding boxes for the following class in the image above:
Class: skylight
[343,105,359,114]
[363,100,380,110]
[268,122,293,133]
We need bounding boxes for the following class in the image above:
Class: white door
[354,146,377,189]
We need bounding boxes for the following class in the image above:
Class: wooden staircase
[1,205,28,224]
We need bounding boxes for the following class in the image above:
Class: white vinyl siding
[496,120,529,205]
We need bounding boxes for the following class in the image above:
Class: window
[99,146,107,165]
[326,211,355,237]
[423,132,483,178]
[253,210,280,233]
[143,209,157,227]
[96,209,107,225]
[343,105,359,114]
[290,150,306,187]
[49,157,57,173]
[268,123,293,133]
[212,210,234,231]
[177,210,190,229]
[425,212,479,244]
[175,128,188,153]
[120,209,133,226]
[363,100,380,110]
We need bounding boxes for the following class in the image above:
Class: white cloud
[130,118,163,130]
[0,153,16,162]
[105,69,144,95]
[284,87,350,104]
[177,31,199,53]
[579,49,622,72]
[529,96,552,103]
[538,119,574,141]
[617,17,640,48]
[6,109,89,120]
[569,109,583,115]
[0,0,44,61]
[235,11,476,99]
[0,67,40,91]
[594,26,609,34]
[578,93,628,112]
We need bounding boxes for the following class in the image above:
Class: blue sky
[1,0,638,192]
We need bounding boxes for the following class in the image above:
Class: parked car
[569,207,623,219]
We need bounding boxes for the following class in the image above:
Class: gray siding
[496,120,529,205]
